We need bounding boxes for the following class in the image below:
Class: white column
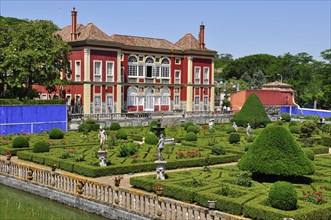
[83,48,91,114]
[116,51,122,113]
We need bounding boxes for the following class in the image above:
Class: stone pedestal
[97,150,108,166]
[155,160,167,180]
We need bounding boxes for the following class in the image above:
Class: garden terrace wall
[0,105,67,135]
[0,158,249,220]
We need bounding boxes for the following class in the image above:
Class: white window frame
[174,95,180,105]
[203,96,208,105]
[94,61,102,82]
[127,87,137,106]
[66,61,72,80]
[175,70,181,79]
[203,67,209,83]
[175,58,181,65]
[106,61,114,82]
[106,95,114,113]
[161,58,170,78]
[194,67,201,84]
[161,87,170,105]
[94,95,101,113]
[138,96,144,106]
[195,96,200,105]
[128,56,138,77]
[75,61,81,82]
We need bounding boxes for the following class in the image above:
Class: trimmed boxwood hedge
[16,151,34,161]
[243,195,331,220]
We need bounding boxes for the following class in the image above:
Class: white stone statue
[98,128,107,150]
[246,123,251,136]
[232,122,238,131]
[157,134,165,161]
[209,119,214,129]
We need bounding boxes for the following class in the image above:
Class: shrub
[237,171,252,187]
[300,121,318,138]
[12,136,29,148]
[321,124,331,133]
[110,122,121,131]
[226,127,237,134]
[211,145,226,155]
[90,123,100,131]
[115,129,127,140]
[184,122,195,131]
[303,149,314,161]
[49,128,64,139]
[184,132,197,141]
[187,125,199,134]
[33,141,50,153]
[289,125,300,134]
[145,133,159,145]
[117,142,139,157]
[246,134,256,142]
[229,133,240,144]
[321,136,331,147]
[238,124,315,176]
[86,118,96,124]
[78,123,90,134]
[268,181,297,211]
[281,112,291,122]
[149,120,159,132]
[231,93,271,128]
[289,121,298,127]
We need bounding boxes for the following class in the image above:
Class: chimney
[199,22,205,50]
[71,7,78,41]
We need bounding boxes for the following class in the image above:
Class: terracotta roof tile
[109,34,182,50]
[55,23,112,42]
[262,81,293,91]
[175,33,200,50]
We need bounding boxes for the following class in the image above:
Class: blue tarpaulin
[0,105,67,135]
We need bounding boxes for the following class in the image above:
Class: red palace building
[35,8,217,114]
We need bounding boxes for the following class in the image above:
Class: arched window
[127,87,137,106]
[161,87,170,105]
[128,56,138,77]
[145,57,154,78]
[161,58,170,78]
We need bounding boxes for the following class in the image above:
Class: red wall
[231,90,294,111]
[90,50,117,82]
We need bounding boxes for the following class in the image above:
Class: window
[161,58,170,78]
[161,87,170,105]
[175,88,180,93]
[153,65,160,77]
[106,61,114,82]
[75,61,81,81]
[138,65,144,77]
[106,96,113,113]
[94,61,102,82]
[128,56,138,77]
[195,97,200,105]
[175,58,181,64]
[175,70,181,78]
[194,67,201,84]
[203,67,209,82]
[174,95,180,105]
[66,61,72,80]
[204,96,208,105]
[127,87,137,106]
[139,56,144,61]
[94,95,101,113]
[145,58,154,78]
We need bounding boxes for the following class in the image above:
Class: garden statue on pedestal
[233,122,238,131]
[155,134,167,180]
[98,128,107,150]
[97,127,108,166]
[157,134,165,161]
[209,119,214,129]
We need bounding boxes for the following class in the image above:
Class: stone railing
[0,159,248,220]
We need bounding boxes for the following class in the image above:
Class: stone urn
[77,181,84,194]
[51,164,57,171]
[27,168,33,180]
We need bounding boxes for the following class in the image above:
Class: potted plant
[114,176,123,187]
[5,150,11,160]
[153,183,164,196]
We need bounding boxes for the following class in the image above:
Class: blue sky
[1,0,330,60]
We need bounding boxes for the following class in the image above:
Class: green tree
[231,93,271,128]
[238,124,315,177]
[0,18,71,99]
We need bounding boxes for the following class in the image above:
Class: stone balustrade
[0,159,248,220]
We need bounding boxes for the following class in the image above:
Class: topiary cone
[238,124,315,177]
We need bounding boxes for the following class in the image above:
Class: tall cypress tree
[232,92,271,128]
